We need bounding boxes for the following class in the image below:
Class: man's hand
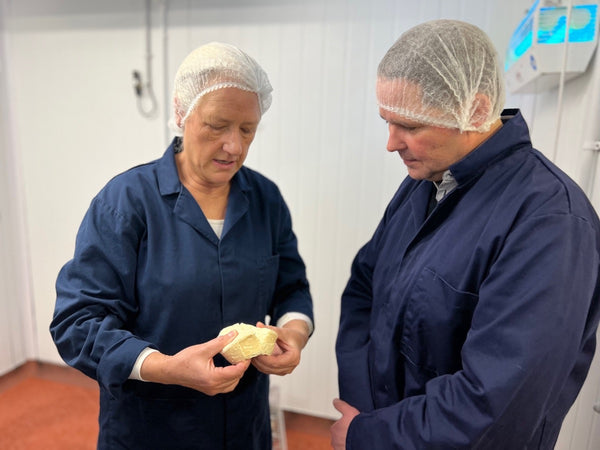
[331,398,360,450]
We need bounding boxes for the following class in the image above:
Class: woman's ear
[469,93,492,129]
[173,97,184,128]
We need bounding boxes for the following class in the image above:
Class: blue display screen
[505,2,598,71]
[537,4,598,44]
[505,0,538,70]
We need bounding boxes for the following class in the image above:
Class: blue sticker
[530,54,537,71]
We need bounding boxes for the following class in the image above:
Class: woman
[50,42,313,449]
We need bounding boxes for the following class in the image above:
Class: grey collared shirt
[434,170,458,202]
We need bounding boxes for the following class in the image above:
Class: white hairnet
[376,20,505,132]
[171,42,272,134]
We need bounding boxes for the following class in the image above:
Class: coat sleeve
[336,212,392,413]
[268,194,314,326]
[50,196,153,394]
[335,243,375,412]
[346,212,600,449]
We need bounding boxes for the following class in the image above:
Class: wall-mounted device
[505,0,599,94]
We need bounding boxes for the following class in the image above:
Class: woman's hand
[140,331,250,395]
[251,319,310,376]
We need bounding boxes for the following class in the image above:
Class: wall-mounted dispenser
[505,0,599,94]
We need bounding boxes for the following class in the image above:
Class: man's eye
[390,123,413,131]
[395,123,418,131]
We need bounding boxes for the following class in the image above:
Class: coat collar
[155,137,252,242]
[450,109,532,186]
[156,137,252,197]
[156,138,182,196]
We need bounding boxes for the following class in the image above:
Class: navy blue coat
[336,110,600,449]
[51,139,313,449]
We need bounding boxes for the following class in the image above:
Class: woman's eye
[207,123,226,131]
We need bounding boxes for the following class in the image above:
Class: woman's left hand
[251,320,309,375]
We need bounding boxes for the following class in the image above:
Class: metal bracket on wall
[133,0,158,119]
[583,141,600,151]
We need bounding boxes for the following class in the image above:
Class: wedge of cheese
[219,323,278,364]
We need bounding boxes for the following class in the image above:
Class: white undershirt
[207,218,225,239]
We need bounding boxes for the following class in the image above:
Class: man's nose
[386,125,406,152]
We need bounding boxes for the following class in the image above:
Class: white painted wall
[0,0,36,376]
[1,0,599,446]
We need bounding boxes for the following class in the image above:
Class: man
[332,19,600,449]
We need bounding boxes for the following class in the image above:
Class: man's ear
[469,93,492,129]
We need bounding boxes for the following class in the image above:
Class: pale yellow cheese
[219,323,278,364]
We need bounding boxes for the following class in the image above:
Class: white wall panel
[0,0,36,376]
[2,0,599,444]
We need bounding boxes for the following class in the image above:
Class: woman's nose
[222,130,243,155]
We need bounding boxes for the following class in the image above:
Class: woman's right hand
[140,331,251,395]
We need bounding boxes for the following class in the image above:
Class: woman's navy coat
[336,110,600,449]
[51,139,313,449]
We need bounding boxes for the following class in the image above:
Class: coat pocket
[401,267,479,385]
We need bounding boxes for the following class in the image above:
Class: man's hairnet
[376,19,505,132]
[171,42,273,134]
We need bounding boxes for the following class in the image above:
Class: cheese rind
[219,323,278,363]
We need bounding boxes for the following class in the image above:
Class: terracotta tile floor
[0,361,333,449]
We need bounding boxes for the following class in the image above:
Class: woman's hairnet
[376,19,505,132]
[171,42,273,134]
